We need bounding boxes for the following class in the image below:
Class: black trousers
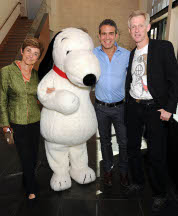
[95,103,128,173]
[126,99,168,197]
[11,121,40,195]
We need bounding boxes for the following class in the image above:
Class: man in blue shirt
[93,19,130,187]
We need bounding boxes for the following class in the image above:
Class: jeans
[95,102,128,173]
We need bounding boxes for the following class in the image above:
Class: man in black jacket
[125,10,178,212]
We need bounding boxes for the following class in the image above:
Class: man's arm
[164,41,178,114]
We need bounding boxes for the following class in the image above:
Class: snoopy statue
[37,28,101,191]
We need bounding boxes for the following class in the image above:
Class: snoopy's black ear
[38,31,62,81]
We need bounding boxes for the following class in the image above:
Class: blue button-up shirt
[93,43,130,103]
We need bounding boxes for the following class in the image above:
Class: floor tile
[98,199,143,216]
[16,196,62,216]
[0,197,23,216]
[140,198,178,216]
[61,199,96,216]
[0,175,24,197]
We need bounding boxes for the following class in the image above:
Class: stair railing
[0,2,21,31]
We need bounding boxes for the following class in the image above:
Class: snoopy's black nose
[83,74,96,86]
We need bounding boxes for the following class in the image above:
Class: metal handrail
[0,2,21,30]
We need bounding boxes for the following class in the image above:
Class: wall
[0,0,20,44]
[168,6,178,58]
[26,0,43,19]
[46,0,139,50]
[19,0,27,17]
[139,0,148,11]
[34,14,50,70]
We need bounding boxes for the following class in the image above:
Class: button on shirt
[93,43,130,103]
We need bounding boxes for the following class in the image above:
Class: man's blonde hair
[128,10,150,28]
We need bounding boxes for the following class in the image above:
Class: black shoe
[103,171,112,187]
[26,193,37,208]
[27,197,37,208]
[125,184,144,197]
[120,173,129,187]
[174,190,178,202]
[152,196,168,212]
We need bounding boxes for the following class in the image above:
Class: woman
[0,37,44,200]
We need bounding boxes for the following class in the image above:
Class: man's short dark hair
[99,19,118,34]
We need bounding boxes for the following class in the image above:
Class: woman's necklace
[22,72,30,81]
[16,61,32,82]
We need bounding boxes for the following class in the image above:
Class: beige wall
[0,0,19,26]
[0,0,20,44]
[34,15,50,70]
[168,6,178,58]
[19,0,27,17]
[139,0,148,11]
[46,0,139,50]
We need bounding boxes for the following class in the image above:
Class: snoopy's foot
[70,167,96,184]
[50,173,71,191]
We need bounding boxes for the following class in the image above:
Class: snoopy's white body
[37,28,100,191]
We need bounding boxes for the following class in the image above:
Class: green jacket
[0,62,40,127]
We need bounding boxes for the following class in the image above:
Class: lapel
[12,62,24,80]
[147,39,153,75]
[127,47,136,84]
[129,48,136,70]
[11,61,34,83]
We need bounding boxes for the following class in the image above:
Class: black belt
[95,98,124,107]
[130,96,155,105]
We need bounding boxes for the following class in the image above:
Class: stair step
[8,33,30,36]
[0,55,18,58]
[4,43,22,46]
[2,46,20,49]
[0,17,33,64]
[1,52,18,55]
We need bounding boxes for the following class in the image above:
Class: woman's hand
[3,126,12,133]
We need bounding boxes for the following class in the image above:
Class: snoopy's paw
[55,90,80,115]
[50,173,71,191]
[70,167,96,184]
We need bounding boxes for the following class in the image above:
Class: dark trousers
[95,103,128,173]
[11,121,40,195]
[126,100,168,197]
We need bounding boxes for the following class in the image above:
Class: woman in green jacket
[0,37,44,200]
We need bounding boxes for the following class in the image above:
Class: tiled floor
[97,152,178,216]
[0,114,178,216]
[96,115,178,216]
[0,129,96,216]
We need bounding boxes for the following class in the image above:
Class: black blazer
[125,39,178,114]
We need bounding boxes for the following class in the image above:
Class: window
[148,18,167,40]
[150,0,176,16]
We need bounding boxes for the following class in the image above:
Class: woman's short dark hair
[21,36,44,58]
[99,19,118,34]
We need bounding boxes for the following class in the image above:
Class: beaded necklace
[16,61,33,82]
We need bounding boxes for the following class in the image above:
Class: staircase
[0,17,33,69]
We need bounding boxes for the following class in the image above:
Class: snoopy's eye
[66,50,71,55]
[61,37,67,41]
